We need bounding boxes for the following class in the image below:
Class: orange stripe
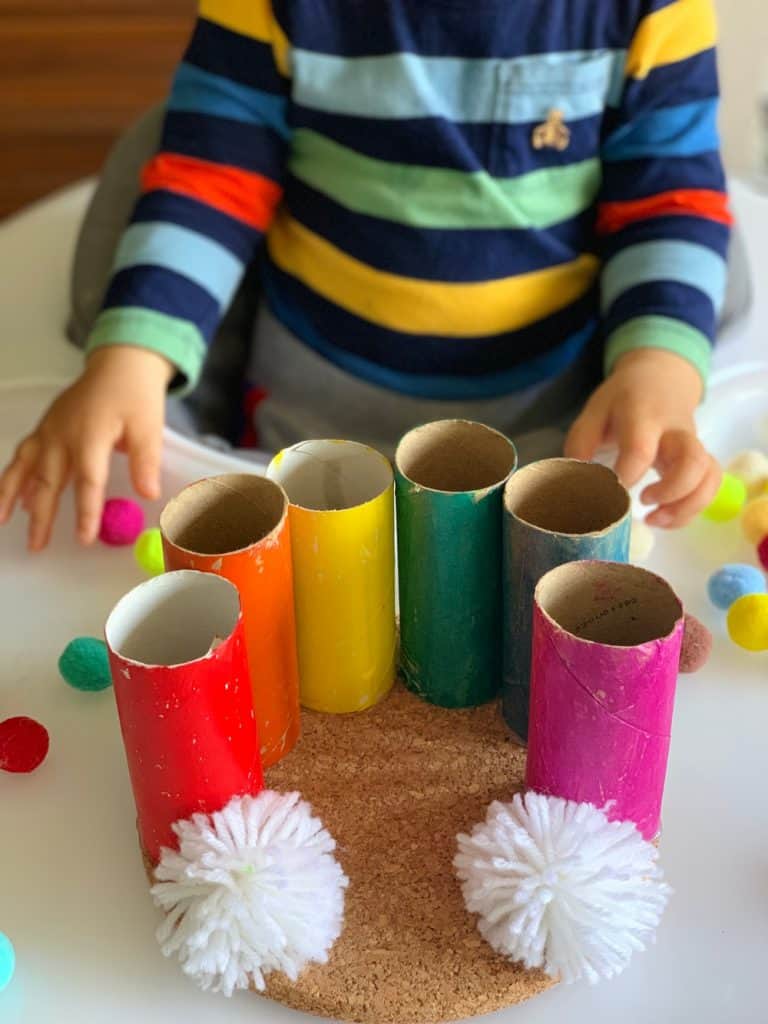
[141,153,282,231]
[597,189,733,235]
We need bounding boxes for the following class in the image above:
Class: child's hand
[564,348,721,528]
[0,346,173,551]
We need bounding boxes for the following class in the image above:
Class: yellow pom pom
[727,594,768,652]
[133,527,165,577]
[741,495,768,545]
[702,473,747,522]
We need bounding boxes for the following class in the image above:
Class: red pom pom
[99,498,145,546]
[0,716,50,773]
[679,614,713,674]
[758,536,768,572]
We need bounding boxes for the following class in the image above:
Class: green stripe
[290,129,601,230]
[604,316,711,388]
[86,307,206,396]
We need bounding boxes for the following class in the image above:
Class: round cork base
[260,681,554,1024]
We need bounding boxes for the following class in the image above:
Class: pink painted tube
[526,561,684,840]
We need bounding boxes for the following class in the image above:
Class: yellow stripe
[198,0,290,75]
[267,213,600,337]
[626,0,717,80]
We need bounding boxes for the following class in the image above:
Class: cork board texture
[260,682,553,1023]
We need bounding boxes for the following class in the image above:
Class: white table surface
[0,182,766,1024]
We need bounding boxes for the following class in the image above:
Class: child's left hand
[564,348,721,528]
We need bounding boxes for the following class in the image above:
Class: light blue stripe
[264,270,597,400]
[602,98,719,161]
[114,223,244,309]
[169,62,290,139]
[292,48,626,124]
[601,240,727,314]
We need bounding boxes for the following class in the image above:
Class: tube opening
[268,439,393,511]
[504,459,629,535]
[396,420,516,493]
[105,571,240,666]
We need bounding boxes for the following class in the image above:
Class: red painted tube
[105,570,264,863]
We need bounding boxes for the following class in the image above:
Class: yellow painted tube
[267,439,396,714]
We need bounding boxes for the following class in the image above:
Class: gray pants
[68,105,752,462]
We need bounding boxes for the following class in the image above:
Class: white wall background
[715,0,768,174]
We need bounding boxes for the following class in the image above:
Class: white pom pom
[629,519,655,563]
[454,792,671,985]
[151,791,348,996]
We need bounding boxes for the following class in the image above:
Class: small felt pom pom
[679,613,713,673]
[629,520,655,563]
[726,451,768,498]
[757,536,768,571]
[0,932,15,992]
[741,496,768,545]
[151,791,348,996]
[727,594,768,652]
[58,637,112,692]
[707,564,766,610]
[0,716,50,773]
[455,792,671,985]
[134,527,165,577]
[702,473,747,522]
[99,497,145,546]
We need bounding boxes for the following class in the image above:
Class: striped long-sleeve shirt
[87,0,732,401]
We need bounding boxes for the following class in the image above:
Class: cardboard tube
[526,560,684,840]
[395,420,517,708]
[105,571,263,863]
[267,440,396,714]
[502,459,631,741]
[160,474,300,768]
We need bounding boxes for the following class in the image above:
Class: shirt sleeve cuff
[604,315,712,389]
[85,307,206,396]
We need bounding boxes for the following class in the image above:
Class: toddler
[0,0,731,550]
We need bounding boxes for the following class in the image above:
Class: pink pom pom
[758,536,768,572]
[99,498,145,546]
[679,613,713,674]
[0,717,50,773]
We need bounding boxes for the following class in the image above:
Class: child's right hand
[0,346,173,551]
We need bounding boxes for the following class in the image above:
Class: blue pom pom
[707,564,766,610]
[0,932,15,992]
[58,637,112,692]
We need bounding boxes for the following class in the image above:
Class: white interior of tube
[504,459,629,534]
[161,473,285,555]
[396,420,516,493]
[267,439,393,511]
[537,561,682,646]
[105,571,240,667]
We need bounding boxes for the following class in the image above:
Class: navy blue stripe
[186,18,287,95]
[162,111,287,183]
[132,191,261,263]
[103,267,221,343]
[599,152,727,203]
[290,105,602,178]
[600,215,730,262]
[619,49,719,119]
[262,257,599,375]
[603,280,716,342]
[286,0,643,58]
[285,177,597,282]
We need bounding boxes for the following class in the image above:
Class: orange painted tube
[160,474,300,768]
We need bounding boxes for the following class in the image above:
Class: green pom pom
[58,637,112,692]
[702,473,747,523]
[134,527,165,577]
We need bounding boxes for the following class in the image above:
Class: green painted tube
[395,420,517,708]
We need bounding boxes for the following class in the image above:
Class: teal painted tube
[395,420,517,708]
[502,458,631,742]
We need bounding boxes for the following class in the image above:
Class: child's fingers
[73,440,114,545]
[0,438,39,524]
[127,427,163,501]
[613,411,662,488]
[646,458,721,528]
[563,396,608,461]
[640,431,711,506]
[27,448,69,551]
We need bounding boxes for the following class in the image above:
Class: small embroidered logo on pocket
[532,109,571,151]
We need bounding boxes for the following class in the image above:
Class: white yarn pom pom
[151,791,348,996]
[455,792,671,985]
